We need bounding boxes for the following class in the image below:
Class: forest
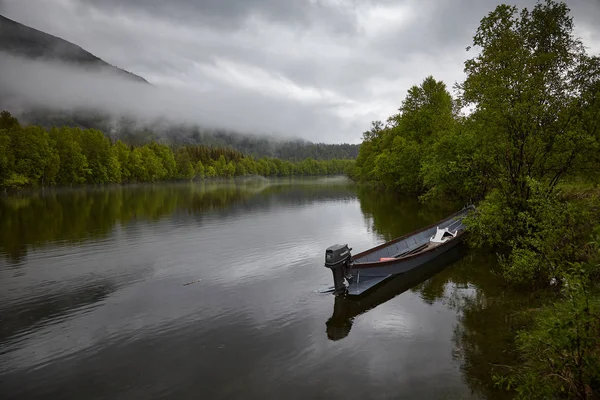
[19,108,360,161]
[0,111,354,189]
[351,1,600,398]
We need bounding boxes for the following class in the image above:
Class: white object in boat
[430,227,457,243]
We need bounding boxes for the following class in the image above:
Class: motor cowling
[324,244,352,295]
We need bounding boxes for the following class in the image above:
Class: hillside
[0,15,358,161]
[0,14,149,84]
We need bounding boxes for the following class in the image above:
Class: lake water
[0,178,536,399]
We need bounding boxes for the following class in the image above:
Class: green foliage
[205,166,217,178]
[0,112,355,189]
[148,142,176,179]
[76,128,114,184]
[467,179,594,286]
[420,121,487,202]
[194,161,205,179]
[7,125,59,187]
[138,145,167,182]
[113,140,132,182]
[354,1,600,205]
[495,270,600,399]
[353,76,458,194]
[0,129,13,185]
[0,110,20,130]
[174,149,195,180]
[4,173,29,189]
[128,147,145,182]
[460,0,600,207]
[373,135,422,192]
[50,127,90,186]
[22,109,360,161]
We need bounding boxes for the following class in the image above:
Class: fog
[0,53,364,143]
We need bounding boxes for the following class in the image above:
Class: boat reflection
[326,244,466,341]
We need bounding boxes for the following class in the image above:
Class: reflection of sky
[0,184,476,399]
[0,194,378,372]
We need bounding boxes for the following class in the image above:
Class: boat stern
[324,244,352,295]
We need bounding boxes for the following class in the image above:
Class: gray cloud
[76,0,361,34]
[0,53,367,142]
[1,0,599,143]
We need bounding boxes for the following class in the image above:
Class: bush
[467,179,594,286]
[495,268,600,399]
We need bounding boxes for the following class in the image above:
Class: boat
[323,205,474,296]
[326,243,466,341]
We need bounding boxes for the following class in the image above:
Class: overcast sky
[1,0,599,143]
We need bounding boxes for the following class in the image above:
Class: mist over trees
[0,111,355,189]
[1,15,363,150]
[14,108,359,161]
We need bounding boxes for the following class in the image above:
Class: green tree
[9,125,59,187]
[389,75,455,144]
[139,145,167,182]
[50,127,89,186]
[495,269,600,399]
[459,1,600,283]
[0,110,20,130]
[353,76,456,192]
[460,0,600,207]
[194,160,205,179]
[128,147,146,182]
[0,128,13,186]
[354,121,385,182]
[175,149,195,180]
[75,128,115,184]
[113,140,132,183]
[205,165,217,178]
[224,161,236,178]
[421,119,488,202]
[241,157,257,175]
[149,142,177,179]
[373,135,422,192]
[214,155,228,177]
[234,162,247,177]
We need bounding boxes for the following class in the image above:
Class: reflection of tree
[0,179,357,263]
[412,251,552,399]
[355,186,463,241]
[353,188,550,398]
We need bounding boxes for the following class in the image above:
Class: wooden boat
[324,205,474,296]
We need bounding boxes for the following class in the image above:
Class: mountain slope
[0,15,359,160]
[0,14,149,84]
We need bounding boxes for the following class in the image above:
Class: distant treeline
[0,111,355,189]
[19,109,360,161]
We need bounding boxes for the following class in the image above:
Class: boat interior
[352,210,469,264]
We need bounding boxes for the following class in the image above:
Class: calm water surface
[0,178,535,399]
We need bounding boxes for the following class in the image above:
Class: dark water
[0,178,538,399]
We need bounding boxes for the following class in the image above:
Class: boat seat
[390,242,428,258]
[430,227,457,243]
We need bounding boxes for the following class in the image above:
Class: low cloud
[0,53,371,143]
[1,0,599,143]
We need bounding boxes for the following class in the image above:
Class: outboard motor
[324,244,352,295]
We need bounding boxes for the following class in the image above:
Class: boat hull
[350,232,465,278]
[341,205,475,296]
